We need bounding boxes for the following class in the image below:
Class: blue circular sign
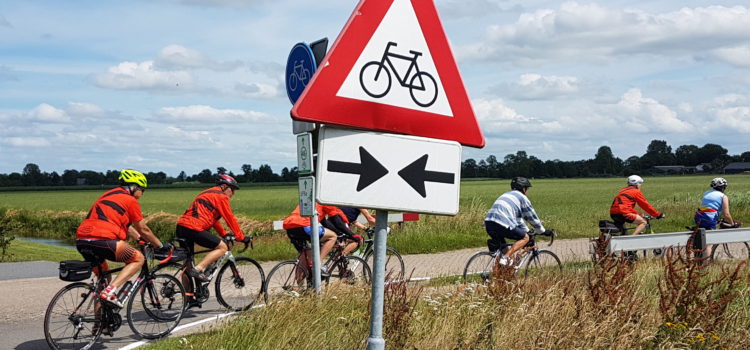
[286,42,317,105]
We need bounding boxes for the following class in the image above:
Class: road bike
[359,41,438,107]
[156,234,265,311]
[44,242,185,350]
[265,235,372,300]
[353,227,405,281]
[685,219,748,261]
[288,60,311,92]
[462,230,561,283]
[591,215,663,262]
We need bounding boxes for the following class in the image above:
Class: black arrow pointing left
[398,154,455,198]
[327,146,389,191]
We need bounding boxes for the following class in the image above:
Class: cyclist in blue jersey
[694,177,739,229]
[484,177,552,266]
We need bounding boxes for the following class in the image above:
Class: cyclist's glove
[656,213,665,219]
[157,242,173,252]
[543,229,555,237]
[241,236,252,244]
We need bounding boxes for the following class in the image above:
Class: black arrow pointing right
[398,154,455,198]
[327,146,389,191]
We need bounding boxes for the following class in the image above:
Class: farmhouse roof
[724,162,750,170]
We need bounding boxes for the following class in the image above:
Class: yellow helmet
[119,169,148,188]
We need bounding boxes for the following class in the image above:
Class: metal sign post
[366,209,389,350]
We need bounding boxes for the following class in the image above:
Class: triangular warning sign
[291,0,485,148]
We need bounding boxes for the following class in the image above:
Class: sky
[1,0,749,176]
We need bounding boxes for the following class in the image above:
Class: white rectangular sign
[317,126,461,215]
[299,176,315,217]
[297,133,313,175]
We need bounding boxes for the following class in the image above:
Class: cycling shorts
[285,226,323,253]
[176,225,222,252]
[694,212,719,229]
[485,221,527,251]
[610,213,637,225]
[76,239,142,276]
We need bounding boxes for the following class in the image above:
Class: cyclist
[338,206,376,231]
[609,175,664,235]
[694,177,740,229]
[175,174,251,284]
[75,169,170,308]
[484,177,551,266]
[283,204,362,274]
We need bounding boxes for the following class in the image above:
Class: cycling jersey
[76,187,143,240]
[282,204,346,229]
[694,189,725,229]
[176,186,246,241]
[484,190,545,234]
[609,185,661,217]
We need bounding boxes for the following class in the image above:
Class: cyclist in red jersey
[76,169,169,308]
[175,174,251,283]
[609,175,664,235]
[282,204,362,274]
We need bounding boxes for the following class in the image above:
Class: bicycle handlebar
[529,229,555,247]
[223,234,251,253]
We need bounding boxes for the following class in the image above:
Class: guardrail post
[693,228,707,264]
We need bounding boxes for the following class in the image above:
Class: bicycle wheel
[523,250,562,277]
[364,246,405,281]
[359,61,391,98]
[711,242,750,261]
[215,257,266,311]
[462,251,495,283]
[331,256,371,286]
[127,274,185,339]
[265,260,309,301]
[44,282,101,350]
[409,71,438,107]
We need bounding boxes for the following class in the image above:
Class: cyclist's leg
[505,231,529,260]
[484,221,507,253]
[177,225,224,280]
[342,234,363,256]
[629,214,647,235]
[305,226,336,258]
[110,240,144,287]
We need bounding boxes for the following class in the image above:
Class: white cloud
[156,105,270,122]
[513,73,579,99]
[3,137,51,147]
[234,82,280,99]
[473,98,563,134]
[66,102,106,117]
[155,44,242,71]
[28,103,71,123]
[461,3,750,66]
[438,0,507,19]
[709,45,750,68]
[615,88,692,133]
[93,61,192,90]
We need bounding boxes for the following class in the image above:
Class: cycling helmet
[627,175,644,186]
[118,169,148,188]
[510,177,532,191]
[710,177,727,190]
[216,174,239,190]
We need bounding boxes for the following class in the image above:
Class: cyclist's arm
[520,199,545,233]
[212,221,228,236]
[216,197,245,241]
[359,208,376,226]
[722,195,735,225]
[131,220,162,247]
[634,191,661,217]
[127,226,141,240]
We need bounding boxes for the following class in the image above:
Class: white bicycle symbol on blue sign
[359,41,438,107]
[288,60,311,92]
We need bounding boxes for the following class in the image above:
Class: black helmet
[216,174,239,190]
[510,177,532,191]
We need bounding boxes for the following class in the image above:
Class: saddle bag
[59,260,92,281]
[599,220,621,234]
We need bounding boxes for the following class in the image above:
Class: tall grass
[145,259,750,350]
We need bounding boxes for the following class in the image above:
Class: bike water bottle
[117,281,133,300]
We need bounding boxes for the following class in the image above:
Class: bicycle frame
[374,41,423,88]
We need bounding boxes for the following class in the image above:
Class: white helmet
[627,175,644,185]
[710,177,727,190]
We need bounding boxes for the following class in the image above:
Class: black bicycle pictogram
[359,41,438,107]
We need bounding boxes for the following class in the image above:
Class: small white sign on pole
[297,133,313,175]
[299,176,315,217]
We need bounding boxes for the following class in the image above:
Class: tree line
[0,163,299,187]
[462,140,750,179]
[2,140,748,187]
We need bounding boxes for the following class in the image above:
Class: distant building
[650,165,690,175]
[695,163,712,173]
[723,162,750,174]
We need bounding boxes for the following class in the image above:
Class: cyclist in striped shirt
[484,177,550,266]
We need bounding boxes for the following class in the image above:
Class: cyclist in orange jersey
[609,175,664,235]
[176,174,251,283]
[76,169,170,308]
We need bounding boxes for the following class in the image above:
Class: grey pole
[310,206,322,293]
[366,210,388,350]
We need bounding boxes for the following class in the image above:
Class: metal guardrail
[608,228,750,252]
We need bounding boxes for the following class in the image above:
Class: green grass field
[1,175,748,262]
